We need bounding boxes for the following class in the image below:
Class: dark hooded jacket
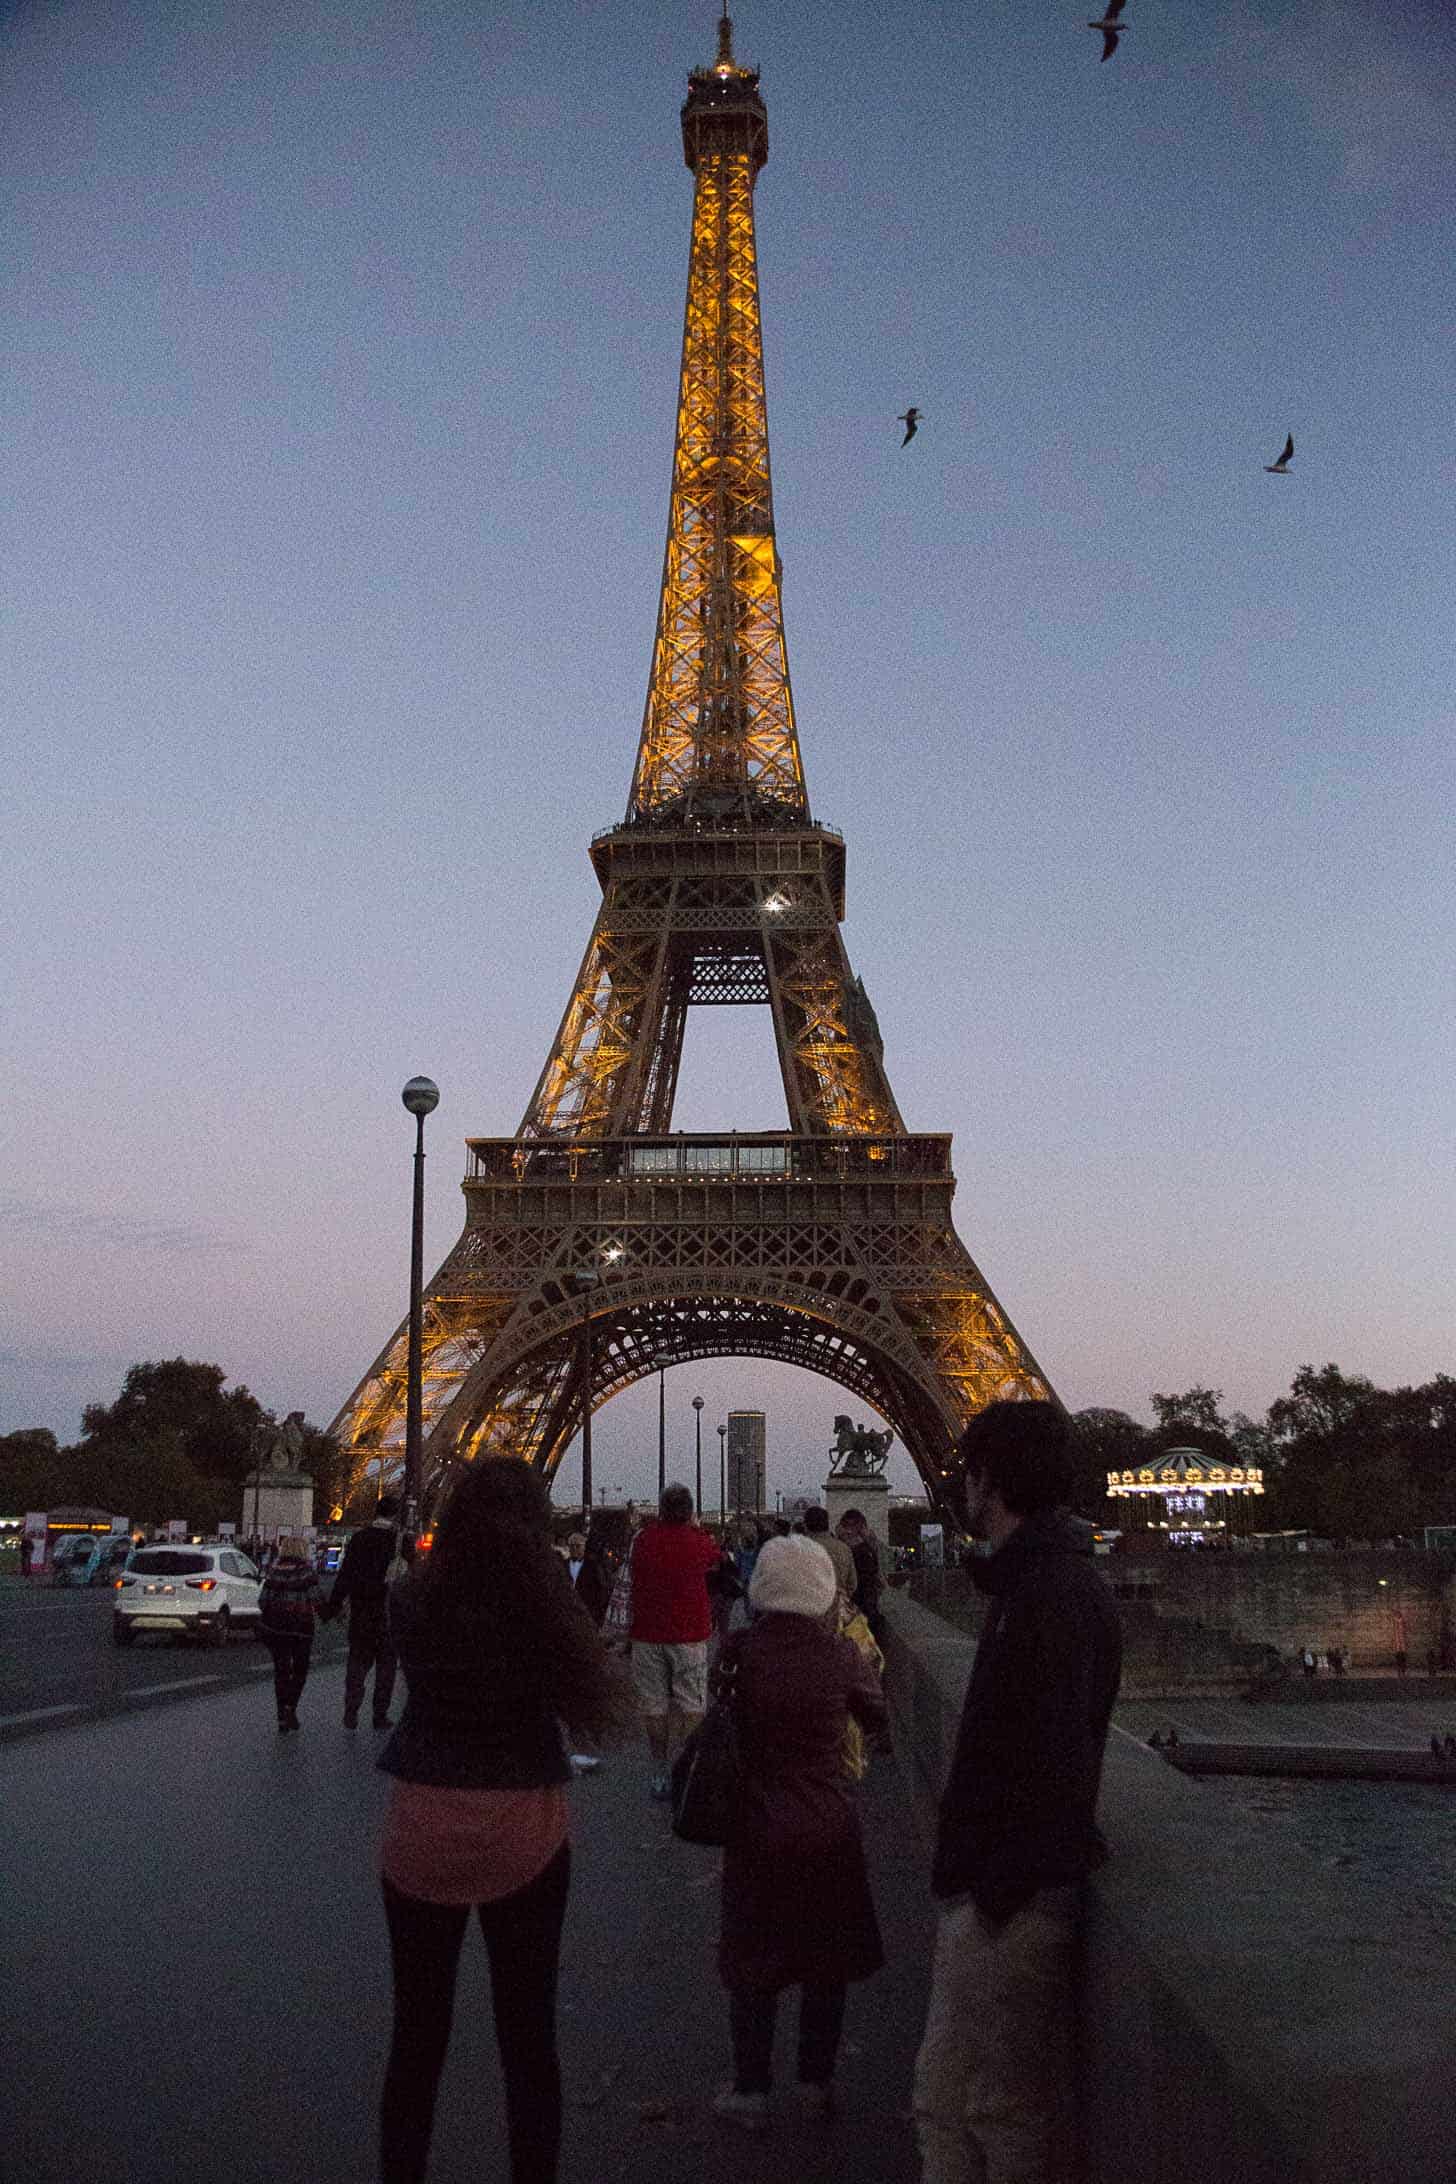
[932,1511,1121,1922]
[328,1518,398,1642]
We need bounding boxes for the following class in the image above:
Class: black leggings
[380,1842,571,2184]
[729,1981,847,2094]
[264,1634,312,1715]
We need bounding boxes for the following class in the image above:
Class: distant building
[726,1410,766,1513]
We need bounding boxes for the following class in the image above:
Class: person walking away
[377,1459,625,2184]
[712,1534,887,2132]
[629,1482,723,1801]
[731,1519,761,1608]
[259,1537,325,1732]
[802,1505,857,1609]
[914,1400,1122,2184]
[330,1493,404,1730]
[836,1509,883,1641]
[574,1529,616,1627]
[707,1532,744,1641]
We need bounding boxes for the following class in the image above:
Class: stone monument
[241,1411,315,1540]
[822,1414,892,1546]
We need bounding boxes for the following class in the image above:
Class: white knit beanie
[748,1534,837,1620]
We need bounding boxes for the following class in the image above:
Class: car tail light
[185,1577,220,1592]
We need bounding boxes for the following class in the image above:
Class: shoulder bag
[670,1658,740,1846]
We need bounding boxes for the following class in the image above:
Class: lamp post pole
[692,1395,705,1518]
[401,1077,440,1545]
[717,1423,727,1526]
[656,1356,667,1501]
[574,1268,599,1518]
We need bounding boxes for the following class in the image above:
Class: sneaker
[650,1771,671,1802]
[796,2081,834,2118]
[282,1708,301,1733]
[712,2088,768,2133]
[372,1716,393,1731]
[342,1713,359,1731]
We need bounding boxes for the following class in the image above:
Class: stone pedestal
[241,1469,314,1540]
[823,1470,890,1547]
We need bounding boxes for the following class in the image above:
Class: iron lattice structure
[330,17,1054,1511]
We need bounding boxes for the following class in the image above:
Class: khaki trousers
[913,1886,1079,2184]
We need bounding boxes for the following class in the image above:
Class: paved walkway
[4,1663,933,2183]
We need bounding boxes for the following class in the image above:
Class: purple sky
[3,0,1452,1508]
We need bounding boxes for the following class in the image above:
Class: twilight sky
[3,0,1452,1509]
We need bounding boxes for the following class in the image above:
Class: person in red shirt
[629,1482,723,1801]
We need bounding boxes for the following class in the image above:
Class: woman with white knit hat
[710,1532,888,2131]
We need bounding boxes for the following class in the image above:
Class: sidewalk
[4,1662,933,2184]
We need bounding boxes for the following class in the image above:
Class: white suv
[113,1545,262,1647]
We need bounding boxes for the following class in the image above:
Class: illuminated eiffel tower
[330,15,1054,1509]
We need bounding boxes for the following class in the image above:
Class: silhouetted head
[955,1401,1071,1529]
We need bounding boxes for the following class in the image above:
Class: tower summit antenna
[716,11,734,68]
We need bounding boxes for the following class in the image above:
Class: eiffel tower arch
[330,15,1055,1511]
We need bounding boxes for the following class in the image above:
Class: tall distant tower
[726,1409,767,1513]
[330,16,1054,1514]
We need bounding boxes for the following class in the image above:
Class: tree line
[0,1359,350,1534]
[4,1356,1452,1544]
[1068,1364,1456,1540]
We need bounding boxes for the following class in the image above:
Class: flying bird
[897,407,921,446]
[1265,433,1294,474]
[1087,0,1127,62]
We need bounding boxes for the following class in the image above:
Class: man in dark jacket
[914,1401,1121,2184]
[329,1494,403,1730]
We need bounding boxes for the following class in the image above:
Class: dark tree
[1066,1408,1152,1519]
[80,1359,270,1488]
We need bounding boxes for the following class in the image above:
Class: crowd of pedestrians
[256,1399,1120,2184]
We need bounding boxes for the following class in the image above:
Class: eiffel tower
[330,14,1054,1511]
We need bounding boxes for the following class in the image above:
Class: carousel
[1106,1445,1264,1546]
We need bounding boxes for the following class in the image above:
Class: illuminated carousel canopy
[1106,1445,1264,1541]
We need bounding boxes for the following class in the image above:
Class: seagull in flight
[1264,433,1294,474]
[897,407,921,446]
[1087,0,1127,62]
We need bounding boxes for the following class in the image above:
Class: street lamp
[573,1266,599,1518]
[692,1395,705,1517]
[401,1075,440,1544]
[717,1422,727,1526]
[654,1353,668,1500]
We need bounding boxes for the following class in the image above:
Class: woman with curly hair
[376,1458,626,2184]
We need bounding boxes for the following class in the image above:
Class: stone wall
[1111,1547,1453,1670]
[880,1590,1453,2184]
[906,1548,1456,1684]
